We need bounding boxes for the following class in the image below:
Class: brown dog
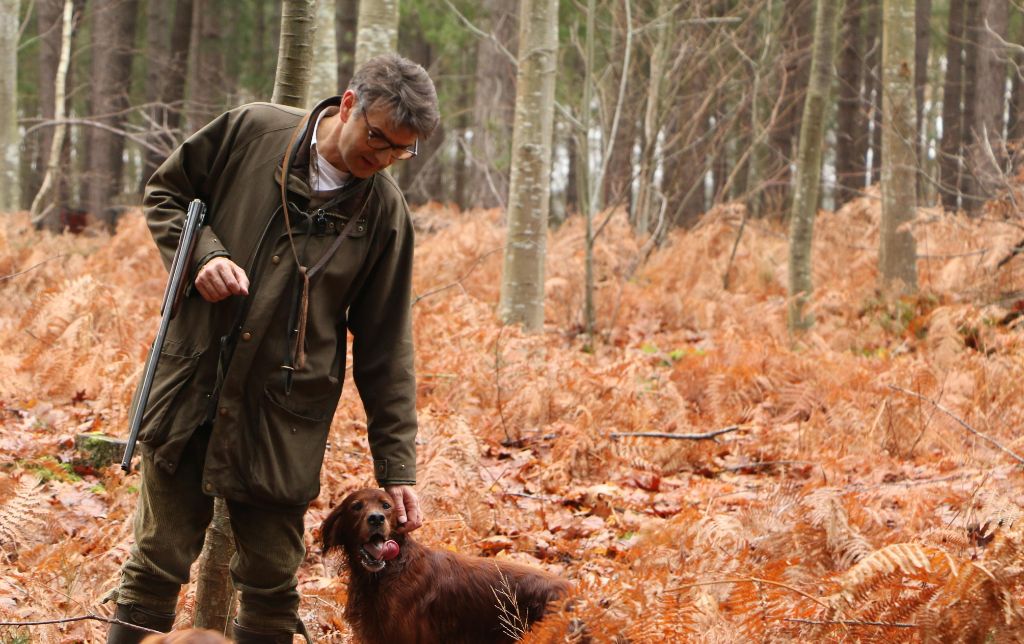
[321,488,571,643]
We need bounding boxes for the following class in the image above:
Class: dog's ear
[320,504,345,553]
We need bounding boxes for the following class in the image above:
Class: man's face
[333,90,418,179]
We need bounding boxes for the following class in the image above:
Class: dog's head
[321,488,403,573]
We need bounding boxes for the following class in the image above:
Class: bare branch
[412,246,505,305]
[0,255,68,283]
[888,385,1024,465]
[611,426,740,441]
[23,118,171,156]
[0,613,161,635]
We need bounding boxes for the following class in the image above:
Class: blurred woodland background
[2,0,1024,642]
[0,1,1019,230]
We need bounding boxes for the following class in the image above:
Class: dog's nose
[367,512,385,528]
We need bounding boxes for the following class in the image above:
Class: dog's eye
[351,501,364,511]
[382,502,391,510]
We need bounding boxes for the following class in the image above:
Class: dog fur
[321,488,570,643]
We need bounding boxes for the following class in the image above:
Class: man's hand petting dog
[383,484,422,533]
[321,488,570,644]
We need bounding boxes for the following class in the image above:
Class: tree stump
[73,433,128,468]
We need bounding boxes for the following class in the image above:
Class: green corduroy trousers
[110,424,307,634]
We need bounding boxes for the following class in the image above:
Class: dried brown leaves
[2,194,1024,642]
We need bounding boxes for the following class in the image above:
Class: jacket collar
[274,95,372,201]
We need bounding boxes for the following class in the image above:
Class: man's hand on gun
[195,257,249,302]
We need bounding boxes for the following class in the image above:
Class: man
[105,54,439,644]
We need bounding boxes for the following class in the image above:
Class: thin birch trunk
[913,0,931,202]
[879,0,919,292]
[0,0,18,212]
[787,0,840,331]
[273,0,317,108]
[30,0,73,228]
[866,0,883,184]
[634,0,671,235]
[354,0,398,70]
[499,0,558,331]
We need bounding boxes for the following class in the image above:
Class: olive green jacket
[138,98,417,508]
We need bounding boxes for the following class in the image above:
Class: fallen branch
[0,254,67,283]
[722,459,816,472]
[611,426,740,441]
[0,613,161,635]
[783,617,916,629]
[888,385,1024,466]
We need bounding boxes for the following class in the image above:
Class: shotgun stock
[121,199,207,472]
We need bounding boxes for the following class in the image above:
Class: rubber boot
[231,621,296,644]
[106,603,175,644]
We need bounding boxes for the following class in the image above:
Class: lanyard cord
[278,109,374,371]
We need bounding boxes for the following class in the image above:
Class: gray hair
[348,54,440,138]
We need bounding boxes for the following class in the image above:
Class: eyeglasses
[360,106,418,160]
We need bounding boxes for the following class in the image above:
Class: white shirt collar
[310,106,351,192]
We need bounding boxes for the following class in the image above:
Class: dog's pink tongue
[382,539,400,561]
[364,540,385,560]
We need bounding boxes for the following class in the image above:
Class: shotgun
[121,199,207,472]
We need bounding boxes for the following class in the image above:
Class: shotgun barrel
[121,199,207,472]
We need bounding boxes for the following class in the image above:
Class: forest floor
[1,189,1024,643]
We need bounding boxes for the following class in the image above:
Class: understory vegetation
[2,190,1024,642]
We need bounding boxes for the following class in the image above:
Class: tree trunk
[395,23,440,204]
[272,0,317,108]
[958,0,980,208]
[835,0,864,207]
[600,0,637,213]
[84,0,140,226]
[193,497,237,635]
[30,0,74,228]
[138,0,172,191]
[139,0,193,192]
[354,0,398,70]
[765,0,814,218]
[336,0,358,86]
[0,0,18,212]
[25,0,63,209]
[452,60,473,210]
[787,0,839,331]
[913,0,931,202]
[745,1,778,219]
[1009,18,1024,169]
[879,0,919,293]
[187,0,227,131]
[865,0,883,184]
[308,0,338,106]
[663,100,707,229]
[962,0,1009,214]
[467,0,518,210]
[938,0,965,211]
[634,0,672,234]
[499,0,558,331]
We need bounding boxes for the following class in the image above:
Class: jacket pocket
[247,388,333,506]
[136,346,202,446]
